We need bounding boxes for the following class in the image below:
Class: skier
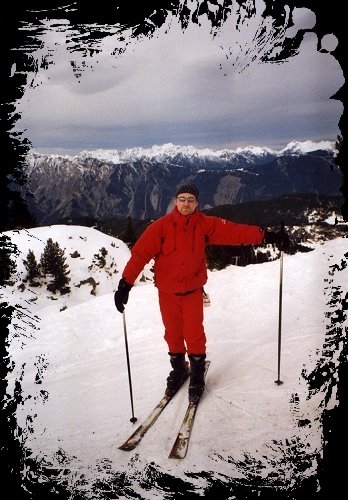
[114,184,289,403]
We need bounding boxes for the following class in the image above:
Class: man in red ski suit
[114,184,289,402]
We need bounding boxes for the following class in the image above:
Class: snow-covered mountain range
[23,141,341,224]
[31,140,335,166]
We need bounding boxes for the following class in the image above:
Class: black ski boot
[188,354,206,403]
[165,353,189,397]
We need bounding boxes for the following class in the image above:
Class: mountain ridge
[22,141,341,224]
[28,139,335,167]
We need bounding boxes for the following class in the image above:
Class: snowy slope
[2,225,347,498]
[3,225,153,311]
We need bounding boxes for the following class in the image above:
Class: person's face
[175,193,198,215]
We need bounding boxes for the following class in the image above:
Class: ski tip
[168,440,188,459]
[188,397,200,405]
[168,450,187,459]
[118,443,136,451]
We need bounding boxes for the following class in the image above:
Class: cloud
[15,5,344,154]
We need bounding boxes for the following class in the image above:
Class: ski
[118,370,189,451]
[168,360,210,459]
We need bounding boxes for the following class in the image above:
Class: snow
[235,145,275,156]
[278,140,334,155]
[28,140,334,166]
[323,212,345,225]
[2,224,347,497]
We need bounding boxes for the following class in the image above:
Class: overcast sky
[14,4,344,155]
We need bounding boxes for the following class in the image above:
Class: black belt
[174,289,195,296]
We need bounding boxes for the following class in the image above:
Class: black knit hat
[175,184,199,200]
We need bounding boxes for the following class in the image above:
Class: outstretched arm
[205,215,265,246]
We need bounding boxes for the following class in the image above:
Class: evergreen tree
[0,235,18,283]
[50,251,71,294]
[23,249,41,285]
[40,238,71,294]
[40,238,56,276]
[119,216,137,247]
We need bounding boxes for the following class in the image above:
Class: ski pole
[122,310,138,423]
[275,248,284,385]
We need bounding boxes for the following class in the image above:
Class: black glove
[264,229,290,251]
[114,278,133,313]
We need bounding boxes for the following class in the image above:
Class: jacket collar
[171,206,200,225]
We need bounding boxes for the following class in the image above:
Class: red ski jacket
[122,207,265,294]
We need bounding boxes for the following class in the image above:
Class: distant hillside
[202,194,345,227]
[55,214,149,242]
[203,194,347,269]
[52,194,346,246]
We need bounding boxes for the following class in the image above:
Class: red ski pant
[158,288,206,355]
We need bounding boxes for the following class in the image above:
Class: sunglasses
[176,196,197,203]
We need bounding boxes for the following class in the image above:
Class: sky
[4,219,347,497]
[14,2,344,156]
